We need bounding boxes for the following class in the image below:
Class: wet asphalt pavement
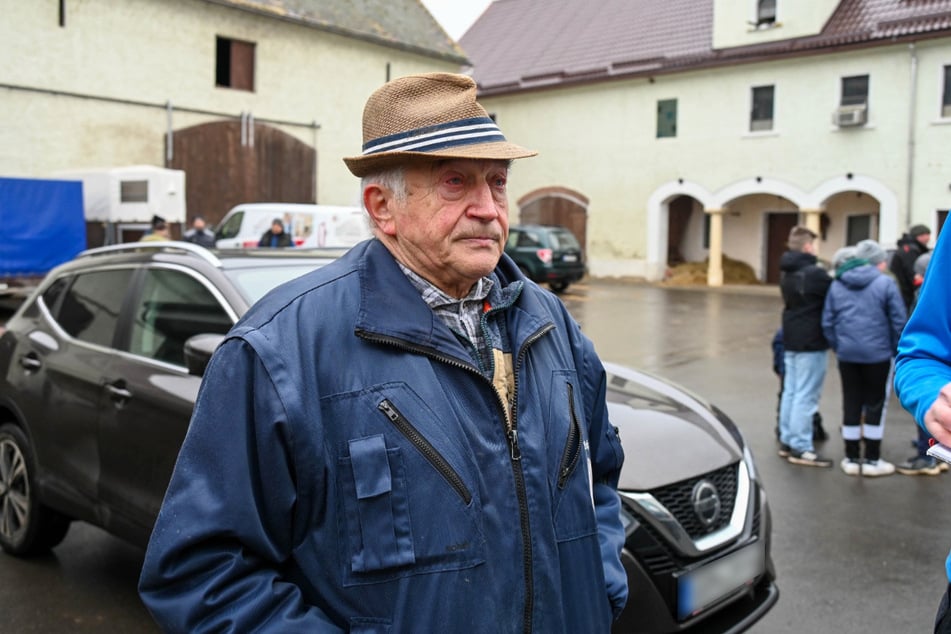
[0,279,947,632]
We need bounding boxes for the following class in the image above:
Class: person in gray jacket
[822,239,907,476]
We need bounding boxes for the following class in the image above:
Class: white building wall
[1,0,460,207]
[712,0,839,49]
[486,37,951,280]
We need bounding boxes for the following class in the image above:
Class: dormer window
[756,0,777,27]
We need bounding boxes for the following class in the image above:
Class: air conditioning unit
[833,105,868,127]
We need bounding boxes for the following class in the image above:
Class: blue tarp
[0,177,87,277]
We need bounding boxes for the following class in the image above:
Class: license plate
[677,542,764,620]
[562,254,578,262]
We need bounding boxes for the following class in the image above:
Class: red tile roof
[461,0,951,96]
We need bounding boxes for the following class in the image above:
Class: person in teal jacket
[895,223,951,633]
[138,73,627,633]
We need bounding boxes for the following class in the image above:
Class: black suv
[505,224,585,293]
[0,242,341,553]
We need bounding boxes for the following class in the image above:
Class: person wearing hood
[778,225,834,467]
[889,223,931,311]
[822,239,907,476]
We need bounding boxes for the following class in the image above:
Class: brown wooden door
[766,212,799,284]
[519,198,587,250]
[168,121,316,227]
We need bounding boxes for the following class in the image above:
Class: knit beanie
[854,239,886,265]
[914,251,932,277]
[832,246,857,271]
[909,224,931,238]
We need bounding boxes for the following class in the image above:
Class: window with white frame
[750,85,774,131]
[756,0,777,27]
[656,99,677,138]
[841,75,869,107]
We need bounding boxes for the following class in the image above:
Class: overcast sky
[420,0,492,40]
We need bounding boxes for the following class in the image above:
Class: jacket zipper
[377,398,472,505]
[507,323,555,634]
[557,382,582,489]
[357,324,554,634]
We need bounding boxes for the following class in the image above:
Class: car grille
[627,462,744,577]
[651,462,738,538]
[650,463,737,539]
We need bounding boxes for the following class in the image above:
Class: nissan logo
[691,480,722,528]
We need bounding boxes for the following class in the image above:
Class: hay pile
[662,254,760,286]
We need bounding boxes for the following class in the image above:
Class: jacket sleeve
[896,230,951,430]
[771,328,784,376]
[580,338,628,619]
[138,338,343,633]
[885,278,908,354]
[821,287,837,352]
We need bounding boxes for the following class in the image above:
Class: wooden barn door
[168,121,316,226]
[518,196,587,250]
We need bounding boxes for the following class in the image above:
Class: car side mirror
[183,333,226,377]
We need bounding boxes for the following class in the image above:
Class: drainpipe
[905,42,918,231]
[165,100,174,165]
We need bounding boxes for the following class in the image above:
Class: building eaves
[202,0,469,65]
[464,0,951,98]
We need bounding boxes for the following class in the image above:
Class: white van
[214,203,372,249]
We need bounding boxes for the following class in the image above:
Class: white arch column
[799,207,824,256]
[705,207,726,287]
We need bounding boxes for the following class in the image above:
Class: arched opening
[516,187,589,249]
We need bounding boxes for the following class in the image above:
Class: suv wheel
[0,424,71,556]
[549,281,569,294]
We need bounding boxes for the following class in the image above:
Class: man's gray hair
[787,225,817,252]
[361,166,407,205]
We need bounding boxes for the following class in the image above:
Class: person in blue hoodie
[822,239,906,476]
[895,223,951,633]
[137,73,627,633]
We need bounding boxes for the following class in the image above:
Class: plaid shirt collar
[397,262,494,352]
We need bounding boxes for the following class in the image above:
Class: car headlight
[742,443,758,483]
[618,500,640,538]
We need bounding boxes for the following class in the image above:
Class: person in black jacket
[258,218,293,248]
[889,223,931,311]
[778,225,833,467]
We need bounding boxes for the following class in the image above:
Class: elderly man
[138,73,627,633]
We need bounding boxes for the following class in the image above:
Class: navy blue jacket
[779,250,831,351]
[822,263,907,363]
[138,239,627,633]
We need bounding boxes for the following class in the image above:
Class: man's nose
[467,183,502,219]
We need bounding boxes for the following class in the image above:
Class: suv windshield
[549,229,580,250]
[224,264,319,304]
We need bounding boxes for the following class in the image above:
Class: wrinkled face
[373,159,511,298]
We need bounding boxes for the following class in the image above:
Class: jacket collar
[350,240,550,358]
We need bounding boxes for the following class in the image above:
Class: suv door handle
[105,382,133,402]
[19,353,41,371]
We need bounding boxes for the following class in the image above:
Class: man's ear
[364,185,397,236]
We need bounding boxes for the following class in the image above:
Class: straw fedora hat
[344,73,537,177]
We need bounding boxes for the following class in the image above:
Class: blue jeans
[779,350,827,453]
